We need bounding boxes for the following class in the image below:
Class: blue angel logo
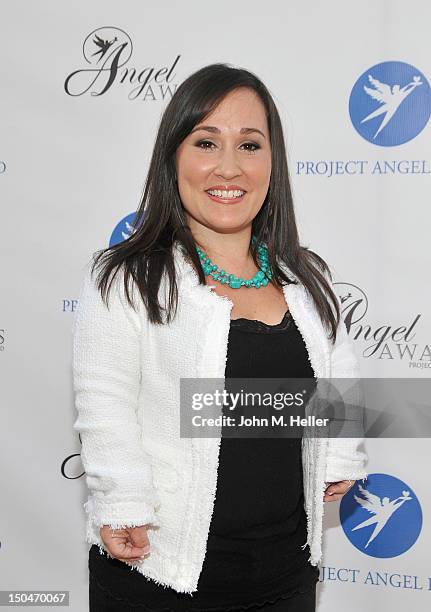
[110,213,140,247]
[349,61,430,146]
[340,474,422,558]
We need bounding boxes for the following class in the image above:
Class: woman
[72,63,368,611]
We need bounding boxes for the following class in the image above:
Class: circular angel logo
[82,26,132,67]
[349,61,430,146]
[340,473,422,558]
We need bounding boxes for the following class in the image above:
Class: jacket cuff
[83,494,161,530]
[325,458,368,483]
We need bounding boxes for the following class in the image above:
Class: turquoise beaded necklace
[191,235,273,289]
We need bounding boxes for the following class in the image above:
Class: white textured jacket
[72,241,368,594]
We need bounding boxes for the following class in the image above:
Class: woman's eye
[196,140,216,150]
[241,142,260,152]
[195,140,260,153]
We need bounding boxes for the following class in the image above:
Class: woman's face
[175,87,272,238]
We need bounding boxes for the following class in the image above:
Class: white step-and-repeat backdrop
[1,1,430,610]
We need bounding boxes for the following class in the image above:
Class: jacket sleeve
[72,262,161,530]
[322,268,368,484]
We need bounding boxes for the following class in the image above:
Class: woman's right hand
[100,525,151,564]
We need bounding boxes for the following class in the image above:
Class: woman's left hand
[323,480,355,502]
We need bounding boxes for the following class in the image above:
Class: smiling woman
[73,62,367,612]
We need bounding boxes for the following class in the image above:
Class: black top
[89,309,320,611]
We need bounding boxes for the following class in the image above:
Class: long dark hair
[89,63,342,343]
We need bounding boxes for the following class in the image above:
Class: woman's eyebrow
[190,125,266,138]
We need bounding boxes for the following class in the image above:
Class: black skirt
[89,309,320,611]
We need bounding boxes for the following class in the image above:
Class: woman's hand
[100,525,151,564]
[323,480,355,502]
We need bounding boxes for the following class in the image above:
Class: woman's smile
[205,186,247,205]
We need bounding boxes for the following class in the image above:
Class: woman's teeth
[206,189,245,198]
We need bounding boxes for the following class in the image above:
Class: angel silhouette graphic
[361,74,423,139]
[121,220,137,241]
[91,34,118,61]
[351,483,412,548]
[339,292,352,304]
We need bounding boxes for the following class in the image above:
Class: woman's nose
[213,147,243,178]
